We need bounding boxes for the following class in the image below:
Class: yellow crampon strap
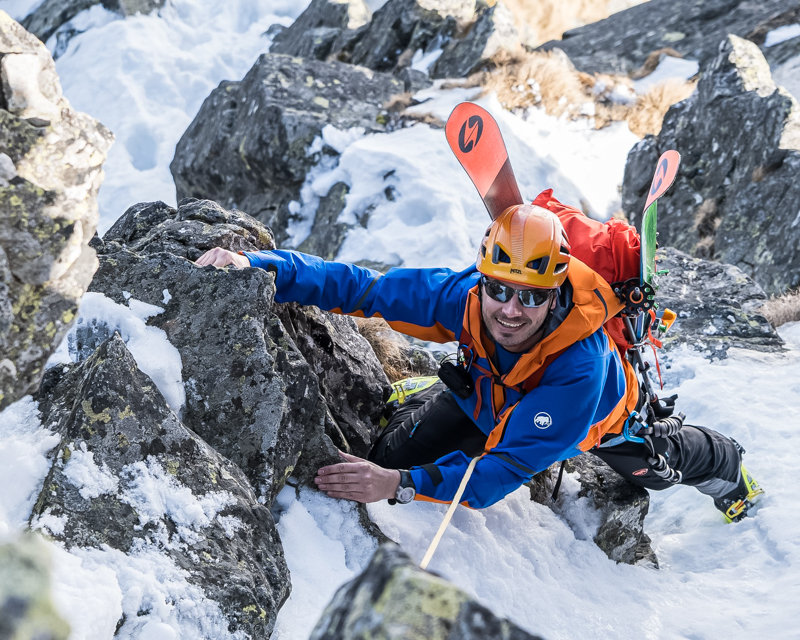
[419,455,480,571]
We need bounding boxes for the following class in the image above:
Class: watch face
[397,486,415,504]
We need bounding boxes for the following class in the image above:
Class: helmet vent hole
[554,262,568,275]
[527,257,550,274]
[492,245,511,264]
[481,245,487,258]
[560,246,570,256]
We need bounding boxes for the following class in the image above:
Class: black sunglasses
[481,276,553,308]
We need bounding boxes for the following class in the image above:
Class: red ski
[445,102,523,220]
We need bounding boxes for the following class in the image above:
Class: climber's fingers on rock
[196,247,241,268]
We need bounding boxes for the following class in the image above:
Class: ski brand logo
[632,468,649,477]
[650,157,669,196]
[458,115,484,153]
[534,412,552,429]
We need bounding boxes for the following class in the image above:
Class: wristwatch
[391,470,416,505]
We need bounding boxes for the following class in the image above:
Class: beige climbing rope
[419,455,481,571]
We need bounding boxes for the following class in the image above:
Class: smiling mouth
[496,318,526,329]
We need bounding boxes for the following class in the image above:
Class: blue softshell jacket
[243,249,627,508]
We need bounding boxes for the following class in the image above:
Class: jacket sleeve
[409,332,626,508]
[242,249,478,342]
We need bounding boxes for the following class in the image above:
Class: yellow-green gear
[379,376,440,429]
[721,464,764,523]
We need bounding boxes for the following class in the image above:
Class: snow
[300,90,636,269]
[271,486,378,639]
[633,55,700,94]
[773,54,800,100]
[4,0,46,21]
[40,0,309,234]
[120,457,234,545]
[48,292,186,414]
[0,396,60,535]
[764,23,800,47]
[63,442,119,500]
[53,544,244,640]
[411,47,444,73]
[273,341,800,639]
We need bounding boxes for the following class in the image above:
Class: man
[197,194,762,522]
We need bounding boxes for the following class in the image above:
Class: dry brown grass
[501,0,649,47]
[355,317,422,382]
[480,49,694,137]
[626,78,696,137]
[482,49,589,118]
[760,288,800,327]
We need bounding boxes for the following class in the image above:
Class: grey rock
[88,248,328,505]
[170,53,404,247]
[31,334,290,638]
[654,247,783,357]
[0,534,70,640]
[93,198,384,497]
[274,302,389,457]
[347,0,474,73]
[270,0,371,60]
[530,456,658,567]
[21,0,165,44]
[100,197,277,262]
[297,182,351,261]
[394,66,434,92]
[537,0,798,76]
[310,543,545,639]
[431,1,520,79]
[401,344,439,377]
[0,13,112,410]
[622,36,800,295]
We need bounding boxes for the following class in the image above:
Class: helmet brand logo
[458,115,483,153]
[534,412,552,429]
[510,268,522,274]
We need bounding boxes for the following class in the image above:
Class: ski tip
[643,149,681,212]
[445,102,523,219]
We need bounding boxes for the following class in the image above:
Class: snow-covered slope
[274,329,800,640]
[1,2,796,640]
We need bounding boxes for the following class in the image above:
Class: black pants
[369,381,745,500]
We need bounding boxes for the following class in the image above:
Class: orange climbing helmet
[476,204,571,289]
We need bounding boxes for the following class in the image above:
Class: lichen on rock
[0,11,112,410]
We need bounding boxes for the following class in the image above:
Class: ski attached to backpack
[615,149,681,332]
[445,102,523,220]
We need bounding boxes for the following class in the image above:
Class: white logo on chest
[534,412,553,429]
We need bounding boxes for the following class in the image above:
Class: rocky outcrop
[0,534,70,640]
[270,0,371,61]
[530,456,657,567]
[170,54,404,247]
[310,544,545,639]
[653,247,783,357]
[0,12,112,410]
[21,0,165,44]
[271,0,519,79]
[430,1,520,79]
[538,0,798,76]
[274,303,389,457]
[32,333,290,638]
[90,198,387,500]
[622,36,800,295]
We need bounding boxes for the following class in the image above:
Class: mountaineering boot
[713,464,764,523]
